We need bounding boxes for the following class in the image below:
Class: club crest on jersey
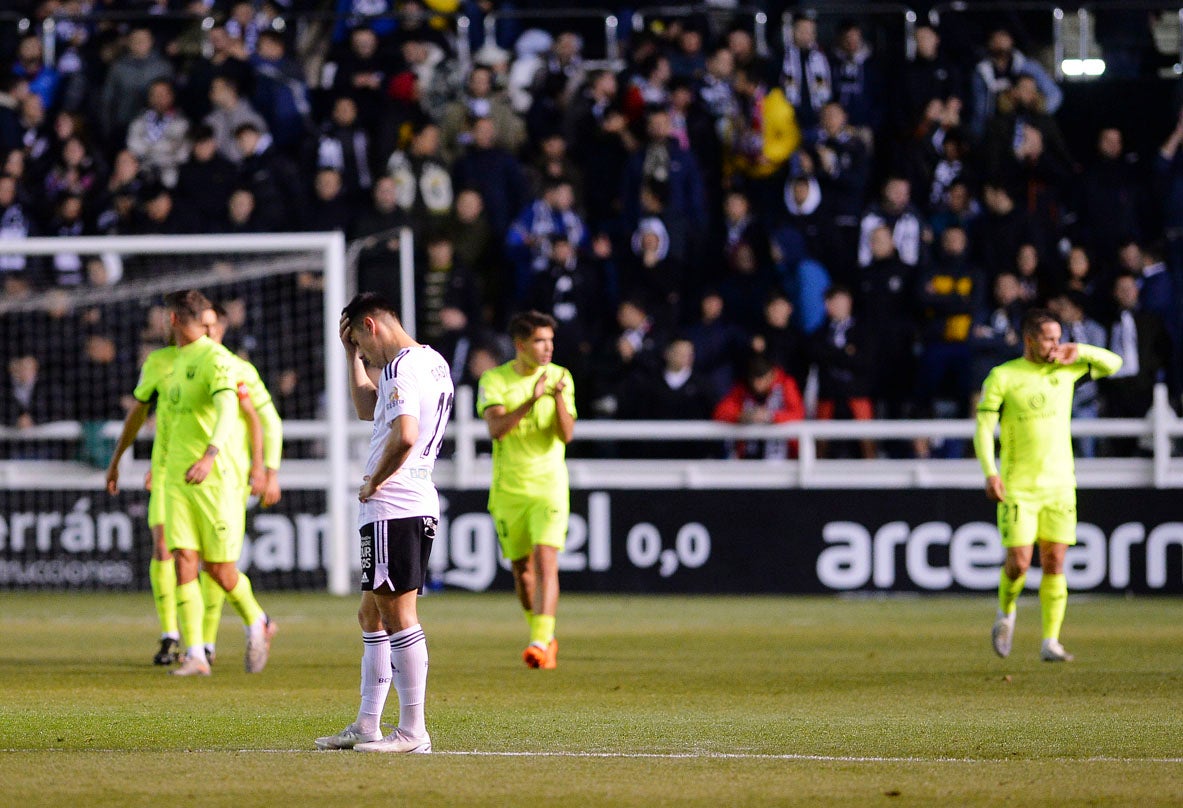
[1028,392,1046,409]
[388,387,404,405]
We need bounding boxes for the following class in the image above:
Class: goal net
[0,233,354,594]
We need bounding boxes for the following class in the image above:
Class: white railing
[6,384,1181,491]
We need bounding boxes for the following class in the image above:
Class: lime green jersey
[163,336,242,484]
[224,352,283,472]
[974,344,1122,492]
[132,345,178,471]
[477,361,576,498]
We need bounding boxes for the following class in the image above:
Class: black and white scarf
[781,46,831,111]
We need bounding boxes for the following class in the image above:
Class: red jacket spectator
[712,355,805,459]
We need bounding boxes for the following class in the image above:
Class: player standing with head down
[315,292,452,754]
[477,311,576,669]
[973,309,1122,662]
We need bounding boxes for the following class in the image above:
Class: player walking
[160,290,276,677]
[477,311,576,669]
[973,309,1122,662]
[315,293,452,753]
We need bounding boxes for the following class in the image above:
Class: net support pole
[323,231,352,596]
[399,226,416,337]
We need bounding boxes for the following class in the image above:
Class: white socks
[389,623,429,738]
[356,630,391,735]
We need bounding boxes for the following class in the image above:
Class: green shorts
[490,492,569,562]
[997,489,1077,548]
[164,478,246,563]
[147,468,167,528]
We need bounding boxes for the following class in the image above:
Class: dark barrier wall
[2,489,1181,593]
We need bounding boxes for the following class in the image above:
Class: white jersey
[359,345,454,526]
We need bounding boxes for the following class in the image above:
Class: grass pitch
[1,591,1181,807]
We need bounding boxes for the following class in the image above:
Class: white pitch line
[5,749,1183,764]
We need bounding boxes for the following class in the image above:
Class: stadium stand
[1,0,1181,465]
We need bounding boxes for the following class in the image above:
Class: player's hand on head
[339,313,356,353]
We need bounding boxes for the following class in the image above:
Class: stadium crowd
[1,0,1181,460]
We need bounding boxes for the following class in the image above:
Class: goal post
[0,232,355,594]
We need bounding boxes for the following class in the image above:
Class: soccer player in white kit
[315,293,454,754]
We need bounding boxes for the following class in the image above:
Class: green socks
[998,569,1026,616]
[530,613,556,646]
[148,558,178,637]
[1040,573,1068,641]
[225,573,266,627]
[200,571,226,648]
[175,579,204,653]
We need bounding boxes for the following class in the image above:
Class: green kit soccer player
[477,311,576,669]
[160,290,275,677]
[973,309,1122,662]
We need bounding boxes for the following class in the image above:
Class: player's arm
[255,397,283,507]
[973,370,1005,502]
[186,388,237,484]
[105,398,151,494]
[552,369,575,444]
[1063,343,1123,380]
[237,387,267,496]
[359,414,418,501]
[483,373,548,440]
[341,312,378,419]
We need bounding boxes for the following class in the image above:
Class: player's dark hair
[163,290,212,324]
[1021,308,1059,338]
[508,310,556,343]
[343,292,400,327]
[210,302,228,321]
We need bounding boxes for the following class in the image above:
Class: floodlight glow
[1061,58,1106,77]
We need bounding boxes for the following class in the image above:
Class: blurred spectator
[564,70,635,228]
[452,115,528,238]
[224,187,266,234]
[386,120,453,235]
[417,234,481,346]
[1060,245,1103,318]
[982,75,1072,230]
[722,66,799,218]
[527,234,606,386]
[3,353,62,429]
[725,27,770,89]
[47,195,85,286]
[445,188,501,318]
[623,107,706,234]
[1100,273,1176,453]
[914,226,978,456]
[0,173,36,276]
[750,292,807,387]
[894,23,962,135]
[686,290,749,403]
[235,122,306,231]
[307,167,355,233]
[100,28,174,148]
[126,79,190,188]
[713,352,805,460]
[527,31,585,129]
[527,132,583,204]
[618,337,716,458]
[174,125,236,232]
[0,77,26,153]
[75,330,131,467]
[809,286,876,459]
[1074,127,1142,265]
[11,36,58,112]
[1156,110,1183,297]
[590,298,665,419]
[969,28,1062,139]
[180,25,252,123]
[134,184,197,237]
[204,75,268,163]
[1048,291,1106,457]
[858,176,924,267]
[352,176,407,303]
[315,96,375,204]
[1012,242,1047,304]
[505,177,586,305]
[624,52,671,123]
[325,27,391,131]
[439,64,525,164]
[929,179,980,239]
[780,14,830,131]
[858,225,917,421]
[1133,242,1181,354]
[969,271,1026,392]
[972,184,1036,278]
[400,37,457,123]
[772,224,831,336]
[803,100,868,282]
[830,20,882,131]
[626,203,683,329]
[42,136,100,212]
[250,30,312,153]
